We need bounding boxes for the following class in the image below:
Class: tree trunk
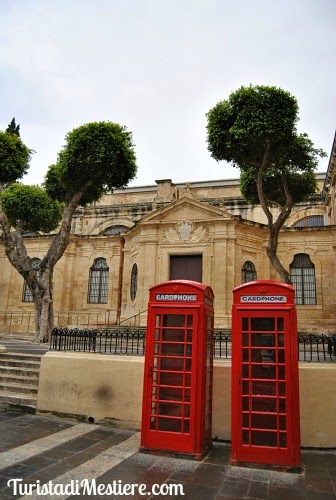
[33,267,54,342]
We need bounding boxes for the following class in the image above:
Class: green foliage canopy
[45,121,137,204]
[0,130,32,184]
[1,183,63,233]
[206,84,325,207]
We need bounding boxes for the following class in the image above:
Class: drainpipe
[116,237,125,325]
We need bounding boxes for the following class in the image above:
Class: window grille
[293,216,324,228]
[22,258,41,302]
[242,261,257,283]
[130,263,138,301]
[290,254,316,305]
[88,258,109,304]
[103,225,129,236]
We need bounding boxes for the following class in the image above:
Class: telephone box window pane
[159,403,182,417]
[184,389,191,402]
[252,349,275,363]
[242,365,249,378]
[252,414,277,430]
[278,350,285,363]
[251,318,275,331]
[277,318,284,331]
[252,431,277,447]
[185,374,191,387]
[242,397,249,411]
[184,405,190,417]
[242,333,249,346]
[252,334,275,347]
[160,358,184,371]
[252,365,276,380]
[278,366,286,380]
[163,315,185,327]
[160,372,184,387]
[279,399,286,413]
[154,343,160,355]
[159,387,183,401]
[252,398,276,413]
[243,414,249,427]
[158,418,182,432]
[242,317,249,331]
[279,416,286,430]
[161,343,185,356]
[243,430,249,444]
[242,381,249,395]
[252,381,276,396]
[183,421,190,433]
[162,330,185,342]
[242,349,249,362]
[280,433,287,447]
[278,334,284,347]
[279,383,286,396]
[187,315,193,327]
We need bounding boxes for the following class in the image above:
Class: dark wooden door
[170,255,202,282]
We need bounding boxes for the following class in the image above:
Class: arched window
[130,263,138,301]
[242,261,257,283]
[103,225,129,236]
[290,254,316,305]
[88,258,109,304]
[293,216,324,228]
[22,258,41,302]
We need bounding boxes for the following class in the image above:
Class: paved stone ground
[0,411,335,499]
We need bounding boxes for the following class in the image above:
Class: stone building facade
[1,145,336,334]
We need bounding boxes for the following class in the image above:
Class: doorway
[169,255,202,282]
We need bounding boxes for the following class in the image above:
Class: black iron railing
[49,327,336,362]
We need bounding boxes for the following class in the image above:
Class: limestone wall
[37,353,336,448]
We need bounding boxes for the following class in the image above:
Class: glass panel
[242,317,249,331]
[251,318,275,332]
[278,334,284,347]
[242,397,249,411]
[278,366,286,380]
[251,349,276,363]
[252,398,276,413]
[242,430,249,444]
[277,318,284,331]
[279,433,287,448]
[278,350,285,363]
[161,343,185,356]
[183,421,190,433]
[242,381,250,395]
[242,349,249,362]
[158,418,182,432]
[279,383,286,396]
[158,403,182,417]
[279,399,286,413]
[159,387,183,401]
[251,414,277,430]
[163,315,185,327]
[251,365,276,380]
[243,414,249,427]
[160,372,184,387]
[187,315,193,327]
[242,333,249,346]
[162,330,185,342]
[242,365,249,378]
[279,416,286,430]
[252,381,276,396]
[252,334,275,347]
[251,431,277,447]
[160,357,184,371]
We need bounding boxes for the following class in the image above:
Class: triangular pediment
[140,196,236,224]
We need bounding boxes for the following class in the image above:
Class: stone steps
[0,352,42,411]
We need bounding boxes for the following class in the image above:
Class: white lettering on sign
[155,294,197,302]
[240,295,287,303]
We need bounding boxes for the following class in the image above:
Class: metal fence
[50,327,336,363]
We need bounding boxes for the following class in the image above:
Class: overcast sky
[1,0,335,187]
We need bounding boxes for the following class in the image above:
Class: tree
[0,121,137,341]
[206,85,326,283]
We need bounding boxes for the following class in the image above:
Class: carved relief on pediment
[163,220,208,244]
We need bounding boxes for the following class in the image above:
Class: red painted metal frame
[140,280,214,460]
[231,281,301,468]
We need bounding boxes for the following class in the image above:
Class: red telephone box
[231,281,301,469]
[140,280,214,460]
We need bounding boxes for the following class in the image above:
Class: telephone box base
[139,445,211,461]
[230,459,303,474]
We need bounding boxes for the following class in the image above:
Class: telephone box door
[233,309,299,466]
[142,308,198,453]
